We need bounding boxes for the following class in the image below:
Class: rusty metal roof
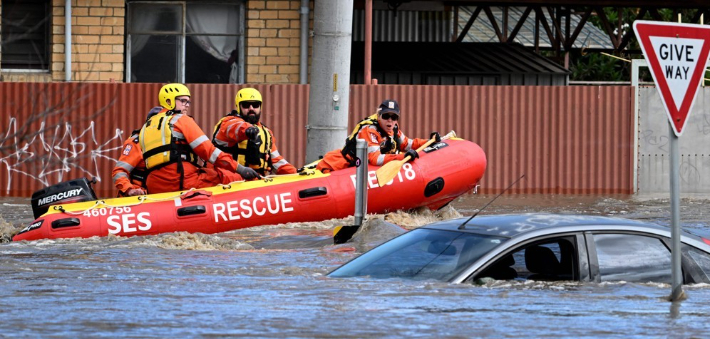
[352,42,569,75]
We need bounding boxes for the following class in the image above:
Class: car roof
[423,213,668,238]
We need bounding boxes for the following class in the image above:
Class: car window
[329,229,507,281]
[686,246,710,282]
[475,236,577,282]
[592,233,671,283]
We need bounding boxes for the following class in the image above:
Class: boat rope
[218,179,245,190]
[138,188,198,202]
[53,188,200,215]
[218,170,317,189]
[52,170,318,214]
[263,169,316,179]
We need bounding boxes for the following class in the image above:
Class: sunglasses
[381,113,399,121]
[240,101,261,109]
[176,98,191,105]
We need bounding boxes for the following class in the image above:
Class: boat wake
[140,232,255,251]
[0,216,17,243]
[2,205,466,252]
[385,205,462,229]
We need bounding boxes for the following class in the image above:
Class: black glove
[430,131,441,142]
[245,126,259,141]
[380,136,395,154]
[404,149,419,162]
[237,164,261,180]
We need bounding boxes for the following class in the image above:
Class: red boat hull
[13,139,486,241]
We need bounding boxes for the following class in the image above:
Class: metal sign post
[634,20,710,301]
[668,127,683,301]
[332,139,368,244]
[353,139,368,227]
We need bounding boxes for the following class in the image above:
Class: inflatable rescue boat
[13,138,486,241]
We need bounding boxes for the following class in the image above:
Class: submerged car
[328,214,710,284]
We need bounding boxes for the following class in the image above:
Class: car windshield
[329,228,507,281]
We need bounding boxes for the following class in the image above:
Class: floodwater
[1,194,710,338]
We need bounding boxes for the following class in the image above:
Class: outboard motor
[30,178,98,218]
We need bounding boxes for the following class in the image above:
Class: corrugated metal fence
[0,83,633,197]
[351,85,635,194]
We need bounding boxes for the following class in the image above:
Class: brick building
[0,0,312,84]
[0,0,578,85]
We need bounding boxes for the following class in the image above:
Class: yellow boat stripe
[41,170,327,215]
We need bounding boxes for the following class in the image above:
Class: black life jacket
[212,111,273,175]
[341,114,399,165]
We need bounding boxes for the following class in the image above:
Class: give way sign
[633,21,710,136]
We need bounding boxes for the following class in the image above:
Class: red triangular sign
[633,21,710,136]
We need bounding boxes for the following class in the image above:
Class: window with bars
[126,1,245,84]
[1,0,50,70]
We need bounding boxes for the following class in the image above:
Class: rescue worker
[212,87,297,176]
[316,99,440,173]
[112,106,162,197]
[139,83,259,194]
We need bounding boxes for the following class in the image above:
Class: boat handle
[299,187,327,199]
[424,177,445,197]
[52,218,80,229]
[177,205,206,216]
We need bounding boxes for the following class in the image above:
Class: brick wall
[1,0,311,84]
[246,0,312,84]
[50,0,125,82]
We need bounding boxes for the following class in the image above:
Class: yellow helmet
[159,83,191,110]
[235,88,263,114]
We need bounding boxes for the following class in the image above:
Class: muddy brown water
[1,193,709,338]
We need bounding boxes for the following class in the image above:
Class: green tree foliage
[570,7,706,83]
[570,51,625,82]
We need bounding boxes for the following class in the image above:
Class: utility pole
[305,0,354,163]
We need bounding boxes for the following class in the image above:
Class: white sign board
[633,21,710,136]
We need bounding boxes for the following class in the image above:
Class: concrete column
[305,0,354,163]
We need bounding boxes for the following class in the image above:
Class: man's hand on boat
[430,131,441,143]
[237,164,262,180]
[126,188,147,196]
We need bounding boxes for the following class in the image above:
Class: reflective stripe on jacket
[112,132,147,196]
[212,115,296,175]
[139,108,239,192]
